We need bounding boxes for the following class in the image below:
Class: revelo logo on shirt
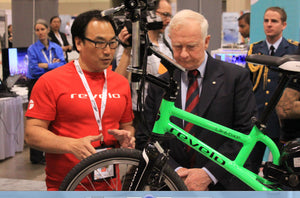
[70,93,121,99]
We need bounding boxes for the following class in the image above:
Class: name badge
[92,147,116,181]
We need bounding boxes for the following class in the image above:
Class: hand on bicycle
[108,129,135,149]
[177,167,212,191]
[70,134,103,160]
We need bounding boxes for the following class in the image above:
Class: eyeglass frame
[156,11,172,19]
[83,37,119,49]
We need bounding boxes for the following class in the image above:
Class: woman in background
[26,19,66,164]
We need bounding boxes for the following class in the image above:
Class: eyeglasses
[83,37,119,49]
[156,11,172,18]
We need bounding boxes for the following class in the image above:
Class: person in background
[115,0,173,128]
[2,24,13,48]
[26,18,66,165]
[246,6,299,174]
[136,9,256,191]
[25,10,135,191]
[65,21,71,36]
[238,12,250,44]
[48,16,72,62]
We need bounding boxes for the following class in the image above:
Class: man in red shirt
[25,10,135,190]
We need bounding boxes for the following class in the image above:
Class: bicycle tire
[59,148,187,191]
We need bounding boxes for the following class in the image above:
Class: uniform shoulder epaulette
[248,40,263,55]
[287,39,299,46]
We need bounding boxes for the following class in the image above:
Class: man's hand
[69,134,103,160]
[177,167,212,191]
[108,129,135,149]
[52,58,61,63]
[118,27,132,47]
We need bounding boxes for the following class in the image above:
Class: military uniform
[246,37,298,173]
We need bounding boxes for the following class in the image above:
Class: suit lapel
[276,38,289,57]
[198,56,224,116]
[49,31,59,45]
[256,40,269,55]
[171,57,224,125]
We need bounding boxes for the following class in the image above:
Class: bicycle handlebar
[246,54,284,66]
[149,46,186,72]
[246,54,300,73]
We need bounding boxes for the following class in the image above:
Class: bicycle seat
[246,54,300,73]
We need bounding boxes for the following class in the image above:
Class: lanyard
[41,48,52,64]
[74,60,107,139]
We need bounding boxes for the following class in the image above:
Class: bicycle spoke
[59,148,187,191]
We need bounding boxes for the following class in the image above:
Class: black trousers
[27,78,45,163]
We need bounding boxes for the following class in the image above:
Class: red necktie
[184,70,200,165]
[184,70,200,133]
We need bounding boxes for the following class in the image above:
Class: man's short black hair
[71,9,116,52]
[154,0,171,11]
[50,16,61,24]
[238,12,250,25]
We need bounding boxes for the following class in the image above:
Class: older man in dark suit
[136,9,257,191]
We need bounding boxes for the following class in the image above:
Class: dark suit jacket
[247,38,299,139]
[48,30,71,62]
[136,53,257,190]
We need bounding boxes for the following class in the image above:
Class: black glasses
[156,11,172,18]
[83,37,119,49]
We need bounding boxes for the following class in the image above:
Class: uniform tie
[270,45,275,56]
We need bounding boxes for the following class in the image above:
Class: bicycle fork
[128,141,169,190]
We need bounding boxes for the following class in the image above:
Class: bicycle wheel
[59,148,187,191]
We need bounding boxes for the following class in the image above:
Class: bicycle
[59,44,300,191]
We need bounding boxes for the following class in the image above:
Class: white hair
[169,9,209,40]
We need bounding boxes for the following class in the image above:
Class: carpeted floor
[0,178,46,191]
[0,145,46,191]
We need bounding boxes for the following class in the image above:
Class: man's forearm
[115,47,132,79]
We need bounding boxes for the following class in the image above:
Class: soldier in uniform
[246,7,299,174]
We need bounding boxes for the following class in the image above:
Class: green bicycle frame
[152,99,281,191]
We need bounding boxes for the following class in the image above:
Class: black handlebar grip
[246,54,300,67]
[246,54,282,67]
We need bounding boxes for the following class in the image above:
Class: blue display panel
[211,49,247,67]
[8,48,28,77]
[1,47,28,81]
